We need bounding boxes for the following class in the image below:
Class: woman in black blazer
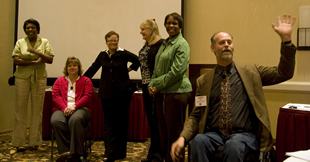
[84,31,140,162]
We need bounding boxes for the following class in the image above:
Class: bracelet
[282,40,291,44]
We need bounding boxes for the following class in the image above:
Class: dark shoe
[151,157,163,162]
[56,155,71,162]
[68,154,87,162]
[141,158,162,162]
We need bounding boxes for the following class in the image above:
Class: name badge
[195,96,207,107]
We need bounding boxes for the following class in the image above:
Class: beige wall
[1,0,310,139]
[0,0,16,132]
[183,0,310,138]
[184,0,310,82]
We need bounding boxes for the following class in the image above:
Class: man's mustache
[222,48,232,53]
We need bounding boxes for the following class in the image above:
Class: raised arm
[271,13,296,45]
[259,13,297,85]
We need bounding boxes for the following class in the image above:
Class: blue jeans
[189,132,258,162]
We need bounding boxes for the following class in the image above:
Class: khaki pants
[12,77,46,146]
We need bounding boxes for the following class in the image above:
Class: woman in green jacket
[148,12,192,162]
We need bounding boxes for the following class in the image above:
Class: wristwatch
[73,105,77,110]
[282,40,291,44]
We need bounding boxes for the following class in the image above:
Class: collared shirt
[12,36,54,83]
[206,62,258,132]
[148,33,192,93]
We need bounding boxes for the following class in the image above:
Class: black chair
[50,124,92,161]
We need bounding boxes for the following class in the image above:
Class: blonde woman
[139,19,164,162]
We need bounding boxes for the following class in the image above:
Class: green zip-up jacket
[149,33,192,93]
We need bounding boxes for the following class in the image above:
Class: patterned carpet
[0,131,150,162]
[0,132,189,162]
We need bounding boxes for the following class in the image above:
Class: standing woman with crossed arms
[11,18,54,154]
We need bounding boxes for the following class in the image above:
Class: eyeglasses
[106,40,119,43]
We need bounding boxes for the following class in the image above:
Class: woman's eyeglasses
[106,40,119,43]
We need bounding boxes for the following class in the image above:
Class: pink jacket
[52,76,93,112]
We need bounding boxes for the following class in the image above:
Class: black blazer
[84,49,140,99]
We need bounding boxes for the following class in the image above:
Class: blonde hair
[140,19,161,45]
[63,56,83,76]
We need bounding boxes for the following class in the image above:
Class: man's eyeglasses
[107,40,119,43]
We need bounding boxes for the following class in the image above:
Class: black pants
[50,109,91,155]
[142,84,163,161]
[101,93,132,160]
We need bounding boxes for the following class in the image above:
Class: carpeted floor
[0,132,188,162]
[0,131,149,162]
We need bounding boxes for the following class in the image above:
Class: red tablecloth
[42,91,150,141]
[276,107,310,162]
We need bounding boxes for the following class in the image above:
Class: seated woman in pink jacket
[51,56,93,162]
